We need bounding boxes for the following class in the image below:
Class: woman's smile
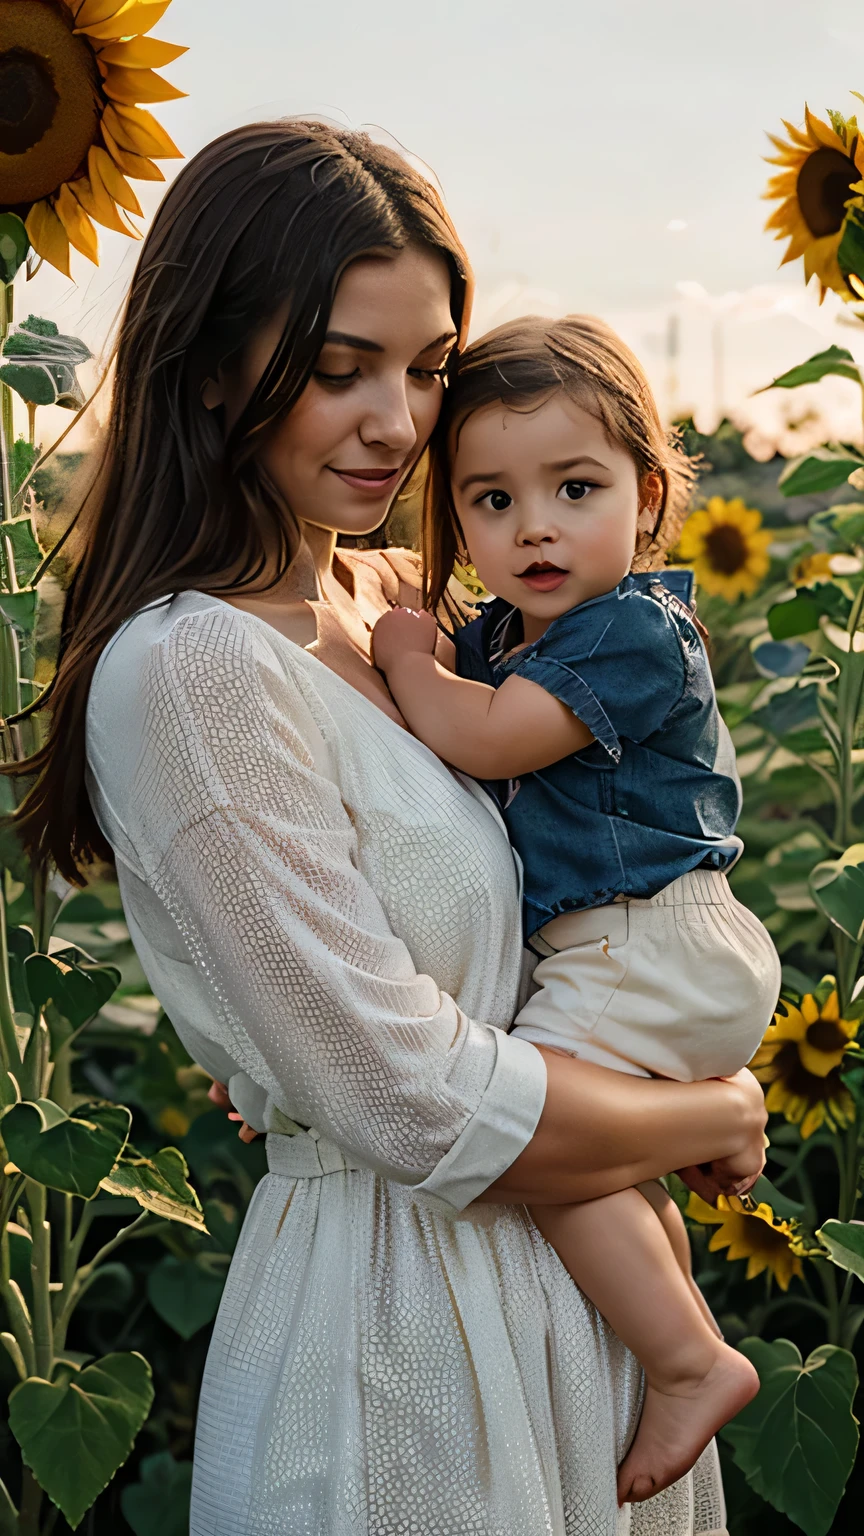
[328,464,405,494]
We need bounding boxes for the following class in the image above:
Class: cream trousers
[513,868,781,1081]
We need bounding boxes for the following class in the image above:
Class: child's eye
[558,480,593,503]
[480,490,512,512]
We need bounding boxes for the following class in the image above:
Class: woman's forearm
[479,1051,767,1205]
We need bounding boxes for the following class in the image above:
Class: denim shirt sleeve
[506,591,686,760]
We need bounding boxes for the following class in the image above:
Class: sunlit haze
[26,0,864,454]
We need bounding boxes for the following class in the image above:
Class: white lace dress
[85,591,728,1536]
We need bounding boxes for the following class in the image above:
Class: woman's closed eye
[558,479,595,503]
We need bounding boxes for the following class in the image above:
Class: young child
[372,315,780,1507]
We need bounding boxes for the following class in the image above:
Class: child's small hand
[373,607,439,673]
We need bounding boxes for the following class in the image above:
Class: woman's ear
[201,376,225,411]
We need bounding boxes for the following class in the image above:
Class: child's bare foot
[617,1344,758,1505]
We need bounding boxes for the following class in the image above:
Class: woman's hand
[676,1068,768,1204]
[372,607,438,673]
[207,1079,261,1143]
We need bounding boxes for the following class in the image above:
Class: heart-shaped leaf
[146,1255,224,1339]
[23,954,119,1030]
[722,1337,859,1536]
[101,1144,206,1231]
[2,1099,131,1198]
[9,1352,153,1530]
[120,1451,193,1536]
[818,1219,864,1282]
[809,844,864,942]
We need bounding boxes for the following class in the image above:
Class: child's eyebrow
[457,454,608,492]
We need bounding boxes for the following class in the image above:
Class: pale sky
[23,0,864,450]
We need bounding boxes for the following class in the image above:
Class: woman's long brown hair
[423,314,696,613]
[8,119,472,883]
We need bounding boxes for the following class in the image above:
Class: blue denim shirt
[453,571,743,939]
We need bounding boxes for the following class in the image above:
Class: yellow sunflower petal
[75,0,126,26]
[805,105,848,152]
[822,990,840,1022]
[55,183,99,265]
[96,36,188,67]
[801,995,819,1025]
[798,1038,845,1078]
[75,0,174,40]
[89,145,143,217]
[800,1103,825,1139]
[25,200,71,279]
[71,174,138,236]
[101,123,166,182]
[685,1193,725,1225]
[102,65,186,105]
[103,101,182,160]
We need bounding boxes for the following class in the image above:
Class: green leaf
[809,844,864,942]
[722,1337,859,1536]
[2,1099,131,1198]
[759,346,861,391]
[9,1352,153,1530]
[0,589,36,637]
[749,1174,805,1223]
[146,1254,224,1339]
[768,595,821,641]
[779,446,864,498]
[101,1144,207,1231]
[809,503,864,551]
[121,1452,193,1536]
[0,316,91,412]
[4,519,42,588]
[0,215,29,285]
[23,953,119,1030]
[838,205,864,287]
[818,1219,864,1281]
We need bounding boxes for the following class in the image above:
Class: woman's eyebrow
[322,328,457,354]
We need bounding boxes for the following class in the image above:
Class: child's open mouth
[518,562,569,593]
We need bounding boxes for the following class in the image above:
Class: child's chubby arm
[373,607,594,777]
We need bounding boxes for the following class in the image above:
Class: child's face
[451,392,656,636]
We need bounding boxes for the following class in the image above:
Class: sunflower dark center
[771,1041,842,1103]
[703,523,748,575]
[797,147,859,239]
[806,1018,846,1053]
[0,49,58,156]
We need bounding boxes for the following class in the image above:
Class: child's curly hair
[423,313,697,613]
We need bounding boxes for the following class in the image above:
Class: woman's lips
[329,466,402,495]
[518,563,569,592]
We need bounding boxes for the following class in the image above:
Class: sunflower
[791,550,834,587]
[764,104,864,302]
[751,985,859,1140]
[686,1192,804,1291]
[0,0,185,277]
[675,496,773,602]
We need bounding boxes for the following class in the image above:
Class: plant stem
[0,879,20,1075]
[0,1476,17,1536]
[25,1181,52,1380]
[53,1210,167,1355]
[16,1468,41,1536]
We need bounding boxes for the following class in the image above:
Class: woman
[15,122,766,1535]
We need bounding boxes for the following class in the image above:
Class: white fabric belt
[265,1128,363,1179]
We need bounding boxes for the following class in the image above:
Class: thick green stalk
[25,1181,52,1381]
[0,281,15,590]
[0,881,19,1076]
[0,1476,16,1536]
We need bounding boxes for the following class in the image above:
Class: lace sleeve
[119,607,543,1192]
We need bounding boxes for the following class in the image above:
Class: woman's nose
[360,379,417,455]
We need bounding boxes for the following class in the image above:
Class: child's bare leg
[530,1189,758,1505]
[636,1181,722,1338]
